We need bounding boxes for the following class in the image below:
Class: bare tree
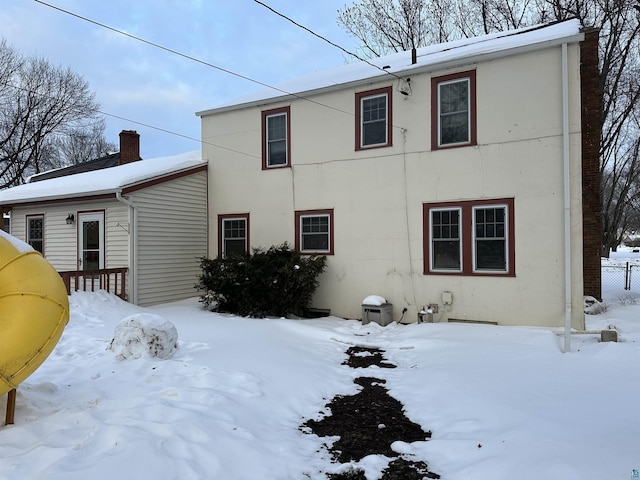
[0,40,106,188]
[53,119,116,168]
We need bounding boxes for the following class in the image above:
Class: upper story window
[218,213,249,257]
[295,209,334,255]
[431,70,476,149]
[424,198,514,276]
[26,214,44,254]
[356,87,392,150]
[262,106,290,169]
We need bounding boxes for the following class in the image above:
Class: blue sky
[1,0,358,158]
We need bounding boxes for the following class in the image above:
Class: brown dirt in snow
[302,346,440,479]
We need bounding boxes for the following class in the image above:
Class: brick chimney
[118,130,141,165]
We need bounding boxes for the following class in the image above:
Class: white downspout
[116,191,137,305]
[562,43,572,353]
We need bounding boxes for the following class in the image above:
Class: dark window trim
[431,70,477,150]
[218,213,250,257]
[295,209,334,255]
[355,86,393,151]
[26,213,44,255]
[423,198,514,276]
[261,106,291,170]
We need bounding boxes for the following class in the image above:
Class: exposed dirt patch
[302,346,440,479]
[342,346,397,369]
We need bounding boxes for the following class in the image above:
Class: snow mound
[108,313,178,360]
[584,295,606,315]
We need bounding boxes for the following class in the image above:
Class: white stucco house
[196,19,601,328]
[0,134,208,306]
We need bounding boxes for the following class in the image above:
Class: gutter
[562,42,572,353]
[115,191,137,305]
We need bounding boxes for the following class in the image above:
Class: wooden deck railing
[59,268,128,301]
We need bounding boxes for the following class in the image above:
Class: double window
[218,214,249,257]
[431,70,476,149]
[262,106,290,169]
[26,214,44,254]
[356,87,392,150]
[424,198,514,276]
[295,209,334,255]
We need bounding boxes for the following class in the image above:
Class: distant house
[196,20,601,328]
[0,131,208,306]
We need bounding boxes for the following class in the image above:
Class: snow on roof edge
[0,151,205,206]
[196,19,583,116]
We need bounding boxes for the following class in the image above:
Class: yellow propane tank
[0,231,69,395]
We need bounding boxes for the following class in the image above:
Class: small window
[262,106,290,169]
[26,214,44,254]
[295,209,334,255]
[424,198,514,276]
[218,214,249,257]
[431,70,476,149]
[356,87,392,150]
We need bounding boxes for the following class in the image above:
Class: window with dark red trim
[261,106,290,169]
[218,213,250,257]
[431,70,476,150]
[423,198,514,276]
[355,87,392,150]
[295,209,334,255]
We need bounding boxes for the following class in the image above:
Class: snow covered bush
[197,242,326,318]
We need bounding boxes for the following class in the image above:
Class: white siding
[10,200,129,272]
[129,170,208,306]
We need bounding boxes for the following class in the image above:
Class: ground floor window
[218,213,249,257]
[423,198,514,276]
[295,209,334,255]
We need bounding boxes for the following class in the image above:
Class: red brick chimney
[119,130,141,165]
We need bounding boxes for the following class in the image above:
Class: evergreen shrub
[197,243,326,318]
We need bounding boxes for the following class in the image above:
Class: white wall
[201,43,585,328]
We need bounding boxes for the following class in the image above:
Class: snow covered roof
[0,151,205,206]
[197,19,583,116]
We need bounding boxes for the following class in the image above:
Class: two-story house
[196,19,601,328]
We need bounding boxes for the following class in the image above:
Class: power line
[253,0,403,81]
[33,0,357,119]
[2,81,259,159]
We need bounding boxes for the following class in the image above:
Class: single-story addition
[196,19,601,329]
[0,150,208,306]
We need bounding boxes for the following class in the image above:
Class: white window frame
[220,216,248,257]
[429,207,462,273]
[437,77,471,147]
[360,93,388,147]
[472,204,509,273]
[26,214,44,254]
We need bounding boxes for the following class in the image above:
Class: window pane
[362,94,387,146]
[439,79,469,145]
[223,219,247,256]
[267,113,287,166]
[27,217,44,253]
[475,207,506,271]
[301,215,329,251]
[431,209,460,270]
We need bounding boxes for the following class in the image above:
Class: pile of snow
[362,294,387,306]
[108,313,178,360]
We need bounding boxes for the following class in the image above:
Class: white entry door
[78,212,104,271]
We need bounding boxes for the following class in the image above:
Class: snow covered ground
[2,250,640,479]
